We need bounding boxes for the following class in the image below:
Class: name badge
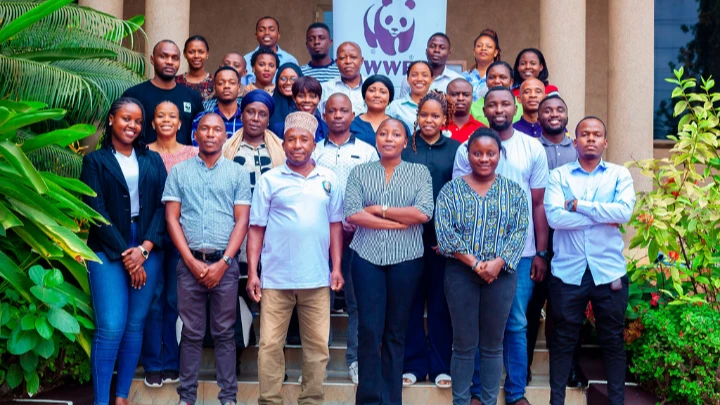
[183,102,192,113]
[322,180,332,196]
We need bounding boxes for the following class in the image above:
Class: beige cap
[284,111,318,136]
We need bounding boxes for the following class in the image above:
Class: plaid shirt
[191,101,243,146]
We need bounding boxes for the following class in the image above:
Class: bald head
[337,42,364,83]
[519,77,546,113]
[324,93,354,136]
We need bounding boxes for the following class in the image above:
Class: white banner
[333,0,448,88]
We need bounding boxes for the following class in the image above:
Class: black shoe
[162,370,180,384]
[526,366,532,385]
[566,364,587,388]
[144,371,163,388]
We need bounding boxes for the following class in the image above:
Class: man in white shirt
[247,111,344,405]
[398,33,463,98]
[320,42,367,115]
[453,86,549,405]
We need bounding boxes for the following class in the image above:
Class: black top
[402,133,461,246]
[122,80,204,145]
[80,147,167,261]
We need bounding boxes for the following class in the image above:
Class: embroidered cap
[284,111,318,137]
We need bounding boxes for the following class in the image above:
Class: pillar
[144,0,191,76]
[540,0,586,134]
[607,0,654,191]
[78,0,123,19]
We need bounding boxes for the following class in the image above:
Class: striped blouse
[344,161,434,266]
[435,175,529,273]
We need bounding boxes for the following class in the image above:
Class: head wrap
[241,89,275,117]
[284,111,318,137]
[361,75,395,104]
[270,63,303,126]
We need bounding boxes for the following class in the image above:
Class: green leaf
[28,265,45,286]
[55,253,90,293]
[56,281,92,317]
[8,328,40,355]
[34,316,53,340]
[0,109,67,138]
[24,369,39,395]
[76,315,94,330]
[0,250,36,304]
[43,268,64,288]
[30,285,69,308]
[0,100,46,112]
[648,240,659,263]
[0,106,10,127]
[37,223,101,262]
[674,101,689,117]
[0,139,48,194]
[0,0,75,44]
[18,48,118,63]
[20,124,96,153]
[10,221,65,259]
[41,171,97,196]
[47,307,80,334]
[19,352,38,372]
[6,364,23,389]
[33,336,55,359]
[21,314,35,331]
[6,195,79,232]
[0,200,23,230]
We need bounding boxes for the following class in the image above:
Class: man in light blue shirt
[544,116,635,405]
[243,16,298,86]
[398,33,463,98]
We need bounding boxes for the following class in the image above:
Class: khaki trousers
[258,287,330,405]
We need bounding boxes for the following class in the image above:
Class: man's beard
[542,124,566,136]
[156,70,176,81]
[490,120,512,132]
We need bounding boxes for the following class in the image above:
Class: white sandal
[402,373,417,387]
[434,373,452,388]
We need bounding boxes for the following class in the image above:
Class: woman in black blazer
[80,97,167,405]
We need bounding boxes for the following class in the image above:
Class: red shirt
[446,115,485,143]
[512,83,560,98]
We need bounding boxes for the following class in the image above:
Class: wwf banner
[333,0,448,89]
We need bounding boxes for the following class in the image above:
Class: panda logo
[363,0,416,56]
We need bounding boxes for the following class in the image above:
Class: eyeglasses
[278,76,298,84]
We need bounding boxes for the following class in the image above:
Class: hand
[121,247,146,273]
[342,222,357,233]
[392,221,409,230]
[478,258,504,284]
[364,205,383,217]
[246,273,262,302]
[200,261,228,289]
[431,245,440,255]
[531,255,547,282]
[472,260,487,279]
[330,269,344,292]
[130,266,146,289]
[186,257,209,281]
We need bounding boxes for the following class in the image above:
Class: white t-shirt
[453,129,549,257]
[114,149,140,217]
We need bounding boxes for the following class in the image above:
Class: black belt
[191,250,224,262]
[130,216,139,223]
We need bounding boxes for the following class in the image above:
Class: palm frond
[17,129,82,178]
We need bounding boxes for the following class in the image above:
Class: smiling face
[518,51,543,80]
[152,41,181,81]
[575,118,607,160]
[256,18,280,49]
[152,102,180,140]
[221,53,247,77]
[184,40,208,71]
[241,102,270,138]
[417,99,446,138]
[447,80,473,116]
[337,43,363,82]
[194,114,227,155]
[306,27,332,59]
[468,135,501,178]
[408,63,433,97]
[277,67,299,97]
[364,81,391,112]
[538,98,568,136]
[294,89,320,114]
[486,64,513,88]
[519,78,546,113]
[283,128,315,166]
[110,103,143,147]
[253,54,278,87]
[484,90,517,132]
[323,95,354,135]
[473,35,498,67]
[214,69,240,103]
[376,119,407,159]
[426,35,450,67]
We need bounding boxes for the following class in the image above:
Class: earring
[108,122,112,126]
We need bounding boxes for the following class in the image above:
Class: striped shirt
[312,135,379,193]
[191,101,243,146]
[344,161,434,266]
[301,60,340,83]
[162,156,252,251]
[435,175,529,273]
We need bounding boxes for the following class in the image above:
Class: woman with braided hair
[400,90,461,388]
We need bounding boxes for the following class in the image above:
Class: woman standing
[512,48,560,97]
[176,35,214,100]
[387,61,434,131]
[344,118,434,405]
[401,91,460,389]
[470,61,523,126]
[244,46,279,95]
[81,98,167,405]
[350,74,394,146]
[141,101,198,388]
[435,128,529,405]
[463,29,501,102]
[271,76,328,142]
[270,63,303,131]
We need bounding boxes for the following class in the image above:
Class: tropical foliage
[0,100,105,397]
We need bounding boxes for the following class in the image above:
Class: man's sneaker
[144,371,163,388]
[348,361,359,385]
[162,370,180,384]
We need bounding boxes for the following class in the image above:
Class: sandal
[434,373,452,388]
[402,373,417,387]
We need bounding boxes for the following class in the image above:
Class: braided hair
[411,90,455,153]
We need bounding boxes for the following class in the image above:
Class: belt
[191,250,224,262]
[130,216,139,223]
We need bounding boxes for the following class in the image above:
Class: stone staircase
[129,312,587,404]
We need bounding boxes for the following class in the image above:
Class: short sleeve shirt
[312,135,379,193]
[320,77,367,115]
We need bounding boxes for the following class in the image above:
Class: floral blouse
[176,73,215,100]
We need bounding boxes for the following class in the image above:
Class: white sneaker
[348,361,359,385]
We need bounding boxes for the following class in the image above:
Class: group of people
[81,15,635,405]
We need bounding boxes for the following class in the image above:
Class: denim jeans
[341,247,358,365]
[353,254,423,405]
[445,259,517,405]
[88,223,162,405]
[141,240,180,373]
[471,257,534,402]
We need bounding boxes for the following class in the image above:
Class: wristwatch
[137,245,149,260]
[536,250,551,262]
[222,255,234,266]
[382,204,389,219]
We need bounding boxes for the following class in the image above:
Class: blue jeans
[341,247,358,365]
[471,257,534,402]
[141,240,180,373]
[88,223,162,405]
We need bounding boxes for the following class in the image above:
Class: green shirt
[470,97,524,126]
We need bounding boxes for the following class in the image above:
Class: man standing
[545,116,635,405]
[399,33,463,98]
[513,78,546,138]
[320,42,366,115]
[445,78,485,143]
[314,94,378,384]
[220,52,249,86]
[453,87,549,405]
[247,111,344,405]
[164,113,252,405]
[244,16,298,85]
[193,66,243,143]
[122,40,203,145]
[301,23,340,83]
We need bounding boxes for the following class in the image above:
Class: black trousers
[548,269,628,405]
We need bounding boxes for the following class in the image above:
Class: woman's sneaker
[162,370,180,384]
[144,371,163,388]
[348,361,359,385]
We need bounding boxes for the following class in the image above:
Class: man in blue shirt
[192,66,243,145]
[544,116,635,405]
[244,16,298,85]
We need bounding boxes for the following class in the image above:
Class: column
[144,0,191,75]
[78,0,123,19]
[607,0,654,192]
[540,0,586,133]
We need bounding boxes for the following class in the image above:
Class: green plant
[628,303,720,405]
[627,67,720,308]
